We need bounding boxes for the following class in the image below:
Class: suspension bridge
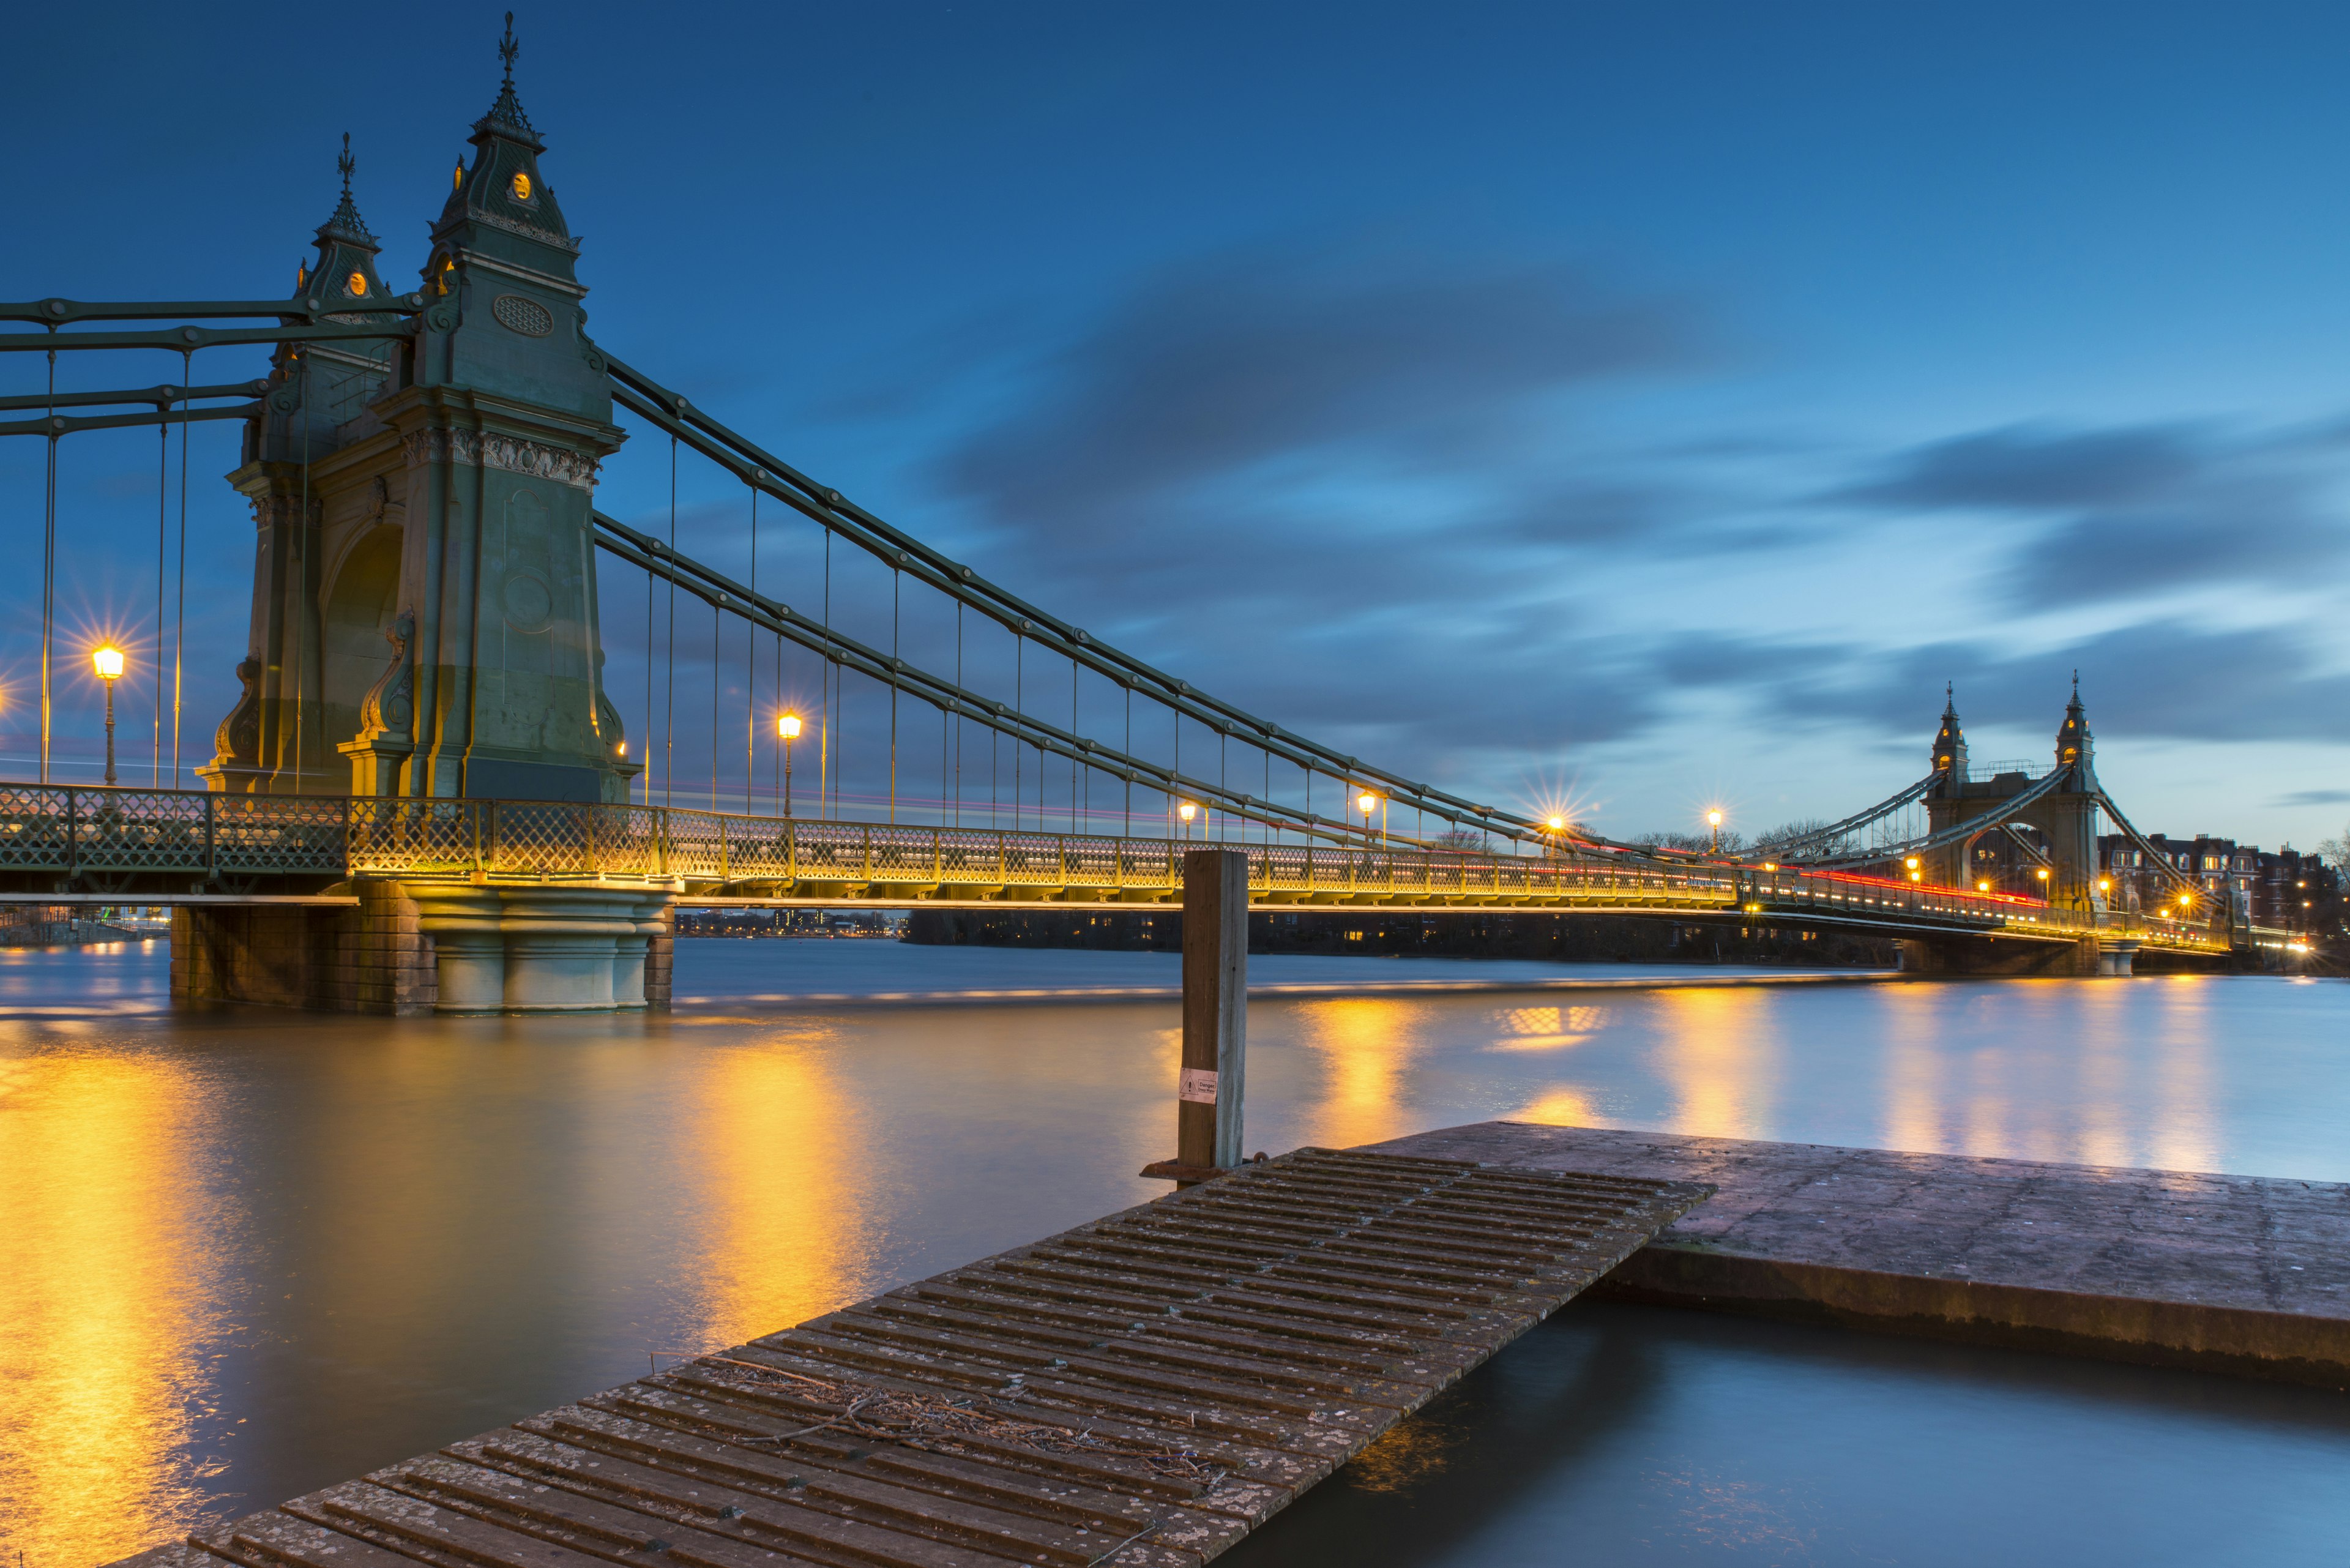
[0,23,2256,1011]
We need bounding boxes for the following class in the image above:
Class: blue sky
[5,2,2347,845]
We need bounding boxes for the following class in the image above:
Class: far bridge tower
[1922,678,2105,914]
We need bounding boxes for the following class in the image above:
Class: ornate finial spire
[317,132,375,246]
[479,11,538,138]
[2057,671,2092,769]
[1931,681,1968,779]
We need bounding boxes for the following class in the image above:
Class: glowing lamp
[1357,792,1378,816]
[1977,880,1991,893]
[777,712,802,740]
[92,645,124,681]
[1707,810,1723,827]
[1179,802,1197,823]
[1546,815,1565,832]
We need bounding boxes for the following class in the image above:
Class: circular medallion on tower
[492,294,554,337]
[502,571,554,633]
[346,271,368,297]
[510,171,533,201]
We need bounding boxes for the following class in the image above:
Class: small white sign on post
[1178,1067,1220,1104]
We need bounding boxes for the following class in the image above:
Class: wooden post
[1178,847,1247,1172]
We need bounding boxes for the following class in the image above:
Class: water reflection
[0,944,2345,1564]
[1288,997,1424,1151]
[1654,987,1781,1140]
[0,1046,224,1567]
[684,1025,865,1347]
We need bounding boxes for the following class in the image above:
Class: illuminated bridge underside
[0,784,2233,953]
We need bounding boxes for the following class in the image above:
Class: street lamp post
[1707,808,1723,855]
[92,645,124,785]
[1179,801,1197,839]
[1357,791,1378,847]
[777,712,801,816]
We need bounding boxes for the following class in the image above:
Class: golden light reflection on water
[2144,977,2220,1175]
[1878,981,1951,1155]
[685,1029,868,1347]
[1516,1089,1600,1127]
[0,1046,220,1566]
[1288,998,1425,1149]
[1652,988,1780,1139]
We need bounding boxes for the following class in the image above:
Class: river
[1,939,2344,1566]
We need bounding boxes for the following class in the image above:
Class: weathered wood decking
[121,1148,1707,1568]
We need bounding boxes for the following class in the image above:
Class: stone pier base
[403,883,675,1014]
[173,880,438,1015]
[173,881,676,1015]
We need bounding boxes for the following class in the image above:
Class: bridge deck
[0,781,2235,950]
[119,1148,1706,1568]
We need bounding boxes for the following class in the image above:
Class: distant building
[2098,832,2338,931]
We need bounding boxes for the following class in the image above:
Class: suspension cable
[664,434,676,808]
[953,600,962,829]
[709,596,718,812]
[154,411,166,785]
[820,527,831,819]
[746,476,756,808]
[889,563,899,825]
[40,340,54,784]
[173,350,190,786]
[293,351,310,795]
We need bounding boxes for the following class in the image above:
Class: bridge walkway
[118,1148,1706,1568]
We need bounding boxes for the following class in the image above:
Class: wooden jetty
[125,1148,1709,1568]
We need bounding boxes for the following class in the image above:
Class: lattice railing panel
[210,796,347,872]
[349,799,482,873]
[659,810,729,881]
[487,803,600,876]
[791,820,871,878]
[69,790,214,872]
[936,829,1005,881]
[0,785,75,867]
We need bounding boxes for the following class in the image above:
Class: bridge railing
[1737,870,2230,949]
[0,782,2235,947]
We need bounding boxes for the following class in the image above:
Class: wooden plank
[192,1512,436,1568]
[118,1151,1708,1568]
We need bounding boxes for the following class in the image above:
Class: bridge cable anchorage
[603,357,1668,859]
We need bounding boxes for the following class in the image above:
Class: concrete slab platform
[1370,1121,2350,1389]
